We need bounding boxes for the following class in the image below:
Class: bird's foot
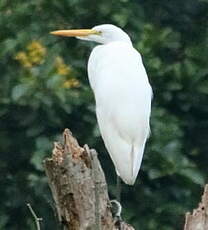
[110,200,122,228]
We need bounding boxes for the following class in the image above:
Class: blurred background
[0,0,208,229]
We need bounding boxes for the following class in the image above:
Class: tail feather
[132,144,145,183]
[116,143,145,185]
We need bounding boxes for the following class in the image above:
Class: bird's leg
[110,200,122,229]
[116,175,121,203]
[110,176,123,228]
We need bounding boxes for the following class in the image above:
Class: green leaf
[11,84,29,101]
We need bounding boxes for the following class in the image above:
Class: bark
[44,129,135,230]
[184,184,208,230]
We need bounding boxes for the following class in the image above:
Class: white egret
[51,24,152,185]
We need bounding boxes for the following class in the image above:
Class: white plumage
[51,24,152,185]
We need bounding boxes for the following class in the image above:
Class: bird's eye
[96,31,102,35]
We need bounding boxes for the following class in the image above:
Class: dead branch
[44,128,135,230]
[184,184,208,230]
[27,203,42,230]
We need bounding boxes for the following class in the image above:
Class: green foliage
[0,0,208,229]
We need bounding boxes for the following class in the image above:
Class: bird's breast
[88,42,151,97]
[88,42,148,89]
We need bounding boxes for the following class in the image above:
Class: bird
[51,24,152,186]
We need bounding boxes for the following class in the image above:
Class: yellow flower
[27,41,44,51]
[14,40,46,68]
[27,41,46,65]
[55,57,71,76]
[63,78,80,88]
[15,51,32,68]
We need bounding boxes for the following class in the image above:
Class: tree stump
[184,184,208,230]
[44,129,135,230]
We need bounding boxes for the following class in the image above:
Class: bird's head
[50,24,132,44]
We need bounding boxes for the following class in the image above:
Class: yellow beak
[50,29,99,37]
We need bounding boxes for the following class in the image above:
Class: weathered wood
[184,184,208,230]
[44,129,135,230]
